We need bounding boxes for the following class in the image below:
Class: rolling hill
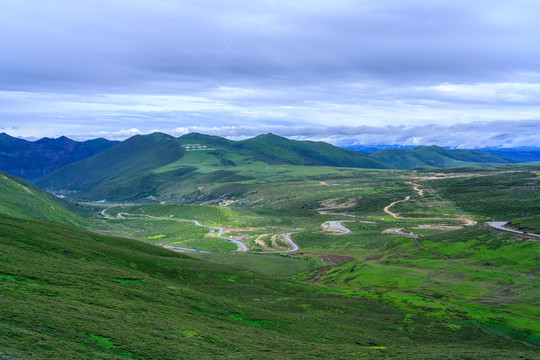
[368,145,512,169]
[0,132,118,181]
[36,132,388,201]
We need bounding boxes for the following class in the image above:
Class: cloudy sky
[1,0,539,147]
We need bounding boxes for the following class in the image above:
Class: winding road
[383,196,411,219]
[101,208,301,253]
[488,222,540,239]
[383,181,476,226]
[104,209,249,252]
[325,221,351,235]
[257,233,299,254]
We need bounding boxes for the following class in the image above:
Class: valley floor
[1,165,540,358]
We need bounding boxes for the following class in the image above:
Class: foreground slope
[0,132,117,181]
[1,214,536,359]
[0,171,89,227]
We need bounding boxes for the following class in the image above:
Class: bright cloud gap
[28,120,535,149]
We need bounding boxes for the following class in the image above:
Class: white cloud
[1,1,540,145]
[68,128,142,141]
[428,82,540,103]
[58,120,540,149]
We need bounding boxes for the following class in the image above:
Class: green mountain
[0,132,118,181]
[36,132,183,194]
[232,133,388,167]
[0,171,89,227]
[36,134,515,202]
[36,132,388,201]
[0,213,534,359]
[175,132,387,168]
[368,145,511,169]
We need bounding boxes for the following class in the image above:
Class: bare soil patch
[318,197,357,210]
[306,254,354,284]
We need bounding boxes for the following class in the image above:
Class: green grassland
[74,167,540,349]
[426,171,540,220]
[313,227,540,343]
[4,214,536,359]
[4,157,540,358]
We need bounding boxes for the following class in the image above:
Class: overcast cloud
[1,0,539,146]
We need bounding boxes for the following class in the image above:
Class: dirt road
[382,181,476,227]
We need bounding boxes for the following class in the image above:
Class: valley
[1,133,539,359]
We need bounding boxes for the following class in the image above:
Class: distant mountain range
[0,133,118,181]
[35,132,388,200]
[30,132,526,202]
[367,145,511,169]
[3,131,538,201]
[343,144,540,163]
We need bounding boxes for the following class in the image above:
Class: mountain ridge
[0,132,118,181]
[36,132,514,201]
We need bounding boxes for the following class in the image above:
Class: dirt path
[318,210,356,217]
[383,181,476,227]
[412,238,450,259]
[383,196,411,219]
[406,181,424,196]
[254,234,273,251]
[257,233,299,254]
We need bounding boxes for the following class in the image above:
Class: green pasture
[4,214,535,359]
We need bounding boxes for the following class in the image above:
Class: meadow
[4,214,535,359]
[2,163,540,358]
[79,165,540,349]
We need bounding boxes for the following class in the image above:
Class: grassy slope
[36,132,183,194]
[291,169,540,345]
[0,171,89,227]
[235,133,389,168]
[87,173,540,346]
[313,225,540,344]
[1,214,536,360]
[508,214,540,234]
[427,171,540,220]
[35,133,389,201]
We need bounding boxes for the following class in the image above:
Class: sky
[1,0,540,147]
